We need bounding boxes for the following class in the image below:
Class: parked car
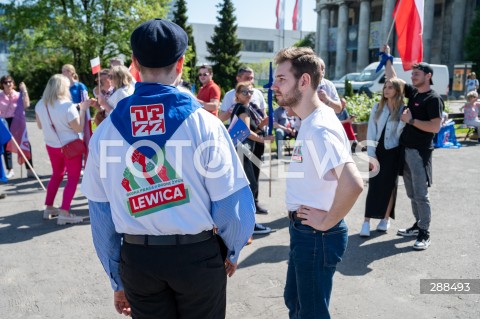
[333,72,361,96]
[350,58,449,99]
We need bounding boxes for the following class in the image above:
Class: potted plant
[345,93,381,142]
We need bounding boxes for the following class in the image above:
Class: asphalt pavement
[0,119,479,319]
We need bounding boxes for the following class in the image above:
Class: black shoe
[397,222,419,237]
[253,223,272,235]
[413,229,431,250]
[255,204,269,214]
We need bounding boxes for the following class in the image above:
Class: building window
[239,39,274,53]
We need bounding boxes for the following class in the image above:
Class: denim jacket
[367,102,406,157]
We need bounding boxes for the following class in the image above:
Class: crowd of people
[3,15,478,319]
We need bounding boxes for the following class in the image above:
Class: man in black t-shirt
[383,45,443,251]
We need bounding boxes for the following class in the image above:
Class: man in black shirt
[383,45,443,250]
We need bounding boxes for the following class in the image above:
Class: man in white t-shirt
[316,59,343,113]
[219,67,266,123]
[272,47,363,319]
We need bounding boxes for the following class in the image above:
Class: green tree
[293,32,315,50]
[172,0,197,86]
[0,0,169,99]
[206,0,241,94]
[465,9,480,74]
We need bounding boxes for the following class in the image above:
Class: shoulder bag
[45,103,86,159]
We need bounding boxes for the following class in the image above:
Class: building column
[449,0,467,67]
[317,3,330,67]
[357,0,371,71]
[335,1,348,78]
[381,0,396,49]
[423,0,435,62]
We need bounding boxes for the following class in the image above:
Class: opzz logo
[130,104,166,137]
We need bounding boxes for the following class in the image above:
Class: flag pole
[385,0,403,44]
[263,62,274,197]
[10,136,46,191]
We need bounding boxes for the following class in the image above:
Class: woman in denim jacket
[360,78,406,237]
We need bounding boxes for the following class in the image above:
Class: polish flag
[90,57,101,74]
[292,0,303,31]
[394,0,424,71]
[275,0,285,30]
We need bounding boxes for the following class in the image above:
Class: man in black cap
[82,19,255,318]
[382,45,443,251]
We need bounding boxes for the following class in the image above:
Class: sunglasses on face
[2,81,13,84]
[198,73,209,77]
[240,89,254,96]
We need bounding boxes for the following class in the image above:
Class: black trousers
[252,140,264,202]
[120,235,227,319]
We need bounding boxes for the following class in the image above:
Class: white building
[192,22,311,67]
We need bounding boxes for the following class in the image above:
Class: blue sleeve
[211,185,255,263]
[88,200,124,291]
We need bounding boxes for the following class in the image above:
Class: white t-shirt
[81,108,249,236]
[35,99,80,148]
[107,85,135,112]
[317,78,340,102]
[220,87,266,120]
[286,106,353,212]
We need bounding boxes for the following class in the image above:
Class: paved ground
[1,119,479,319]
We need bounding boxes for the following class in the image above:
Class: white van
[351,58,449,98]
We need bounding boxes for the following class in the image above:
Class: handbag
[46,103,86,159]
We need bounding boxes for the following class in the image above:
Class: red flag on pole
[393,0,424,71]
[275,0,285,30]
[292,0,303,31]
[90,57,101,74]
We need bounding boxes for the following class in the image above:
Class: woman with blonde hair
[99,65,134,114]
[360,77,406,236]
[35,74,92,225]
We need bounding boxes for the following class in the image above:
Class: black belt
[288,210,305,222]
[123,230,214,246]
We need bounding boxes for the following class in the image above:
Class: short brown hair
[199,64,213,74]
[274,47,322,90]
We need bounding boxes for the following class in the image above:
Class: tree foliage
[0,0,170,100]
[464,9,480,74]
[293,32,315,50]
[172,0,197,86]
[206,0,241,95]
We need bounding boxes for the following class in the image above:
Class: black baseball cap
[130,19,188,68]
[413,62,433,85]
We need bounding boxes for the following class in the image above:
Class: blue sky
[186,0,317,31]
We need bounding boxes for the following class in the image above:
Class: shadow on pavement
[239,245,290,269]
[337,233,415,276]
[0,208,90,245]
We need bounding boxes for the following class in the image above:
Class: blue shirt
[69,82,88,103]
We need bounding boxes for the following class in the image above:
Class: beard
[275,85,302,108]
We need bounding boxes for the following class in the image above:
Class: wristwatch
[409,118,415,125]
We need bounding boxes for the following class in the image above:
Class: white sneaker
[360,222,370,237]
[376,219,390,232]
[57,214,84,225]
[6,169,14,179]
[43,207,60,220]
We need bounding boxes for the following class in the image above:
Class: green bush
[345,93,381,123]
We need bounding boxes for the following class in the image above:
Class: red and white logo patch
[130,104,166,137]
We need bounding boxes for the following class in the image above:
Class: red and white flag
[394,0,424,71]
[90,57,101,74]
[275,0,285,30]
[292,0,303,31]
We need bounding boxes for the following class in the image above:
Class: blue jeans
[284,219,348,319]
